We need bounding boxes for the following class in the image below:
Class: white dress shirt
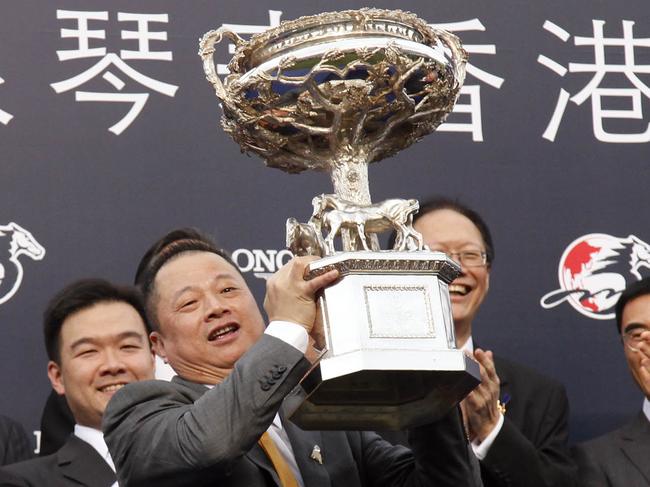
[264,320,309,354]
[460,337,505,460]
[73,424,118,487]
[643,397,650,423]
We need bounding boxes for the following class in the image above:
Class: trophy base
[286,349,479,430]
[285,251,480,430]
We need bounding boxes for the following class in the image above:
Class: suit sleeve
[0,416,33,466]
[480,381,577,487]
[354,407,480,487]
[102,335,311,487]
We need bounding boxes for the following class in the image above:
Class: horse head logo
[541,233,650,320]
[0,222,46,305]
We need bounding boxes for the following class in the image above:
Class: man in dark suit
[384,198,577,487]
[102,228,478,487]
[573,278,650,487]
[38,391,75,456]
[0,415,32,466]
[1,279,156,486]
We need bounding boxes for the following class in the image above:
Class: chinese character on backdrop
[51,10,178,135]
[430,19,505,142]
[539,19,650,143]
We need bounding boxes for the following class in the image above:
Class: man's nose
[204,294,229,321]
[100,349,127,375]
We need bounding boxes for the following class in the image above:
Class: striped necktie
[258,431,300,487]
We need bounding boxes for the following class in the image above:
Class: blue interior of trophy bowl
[242,55,442,107]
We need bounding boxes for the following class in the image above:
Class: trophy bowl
[200,8,467,199]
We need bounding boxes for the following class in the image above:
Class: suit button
[272,371,283,380]
[261,383,271,391]
[277,365,287,373]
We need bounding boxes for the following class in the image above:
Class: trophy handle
[433,29,468,85]
[198,28,245,101]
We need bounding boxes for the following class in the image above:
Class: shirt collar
[643,398,650,423]
[73,424,115,471]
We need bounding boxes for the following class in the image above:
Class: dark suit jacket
[0,469,27,487]
[381,354,577,487]
[103,334,477,487]
[0,415,32,466]
[573,411,650,487]
[0,434,116,487]
[479,356,577,487]
[39,391,75,456]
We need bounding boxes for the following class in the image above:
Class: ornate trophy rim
[199,9,468,181]
[227,8,457,74]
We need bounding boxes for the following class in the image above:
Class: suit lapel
[620,412,650,483]
[57,436,116,486]
[283,417,330,487]
[246,442,283,486]
[244,403,331,487]
[171,377,283,485]
[171,376,330,486]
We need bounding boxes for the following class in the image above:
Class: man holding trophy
[103,9,483,486]
[102,228,477,486]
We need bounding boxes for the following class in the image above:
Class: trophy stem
[330,159,371,205]
[330,158,382,251]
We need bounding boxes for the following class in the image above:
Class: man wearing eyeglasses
[573,278,650,487]
[383,197,577,487]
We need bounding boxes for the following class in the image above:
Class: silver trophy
[200,8,480,430]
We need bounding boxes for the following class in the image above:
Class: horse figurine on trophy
[287,194,424,257]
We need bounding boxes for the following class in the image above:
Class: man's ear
[150,331,167,362]
[47,361,65,396]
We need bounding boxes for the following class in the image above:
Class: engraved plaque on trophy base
[286,251,481,430]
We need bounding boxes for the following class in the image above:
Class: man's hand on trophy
[461,348,501,443]
[264,256,338,333]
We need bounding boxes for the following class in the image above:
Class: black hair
[615,277,650,334]
[43,279,150,363]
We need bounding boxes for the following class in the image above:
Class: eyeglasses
[430,250,487,268]
[622,324,650,352]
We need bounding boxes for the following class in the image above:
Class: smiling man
[1,279,155,486]
[573,277,650,486]
[101,228,477,487]
[404,197,577,487]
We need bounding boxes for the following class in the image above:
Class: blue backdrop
[1,0,649,452]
